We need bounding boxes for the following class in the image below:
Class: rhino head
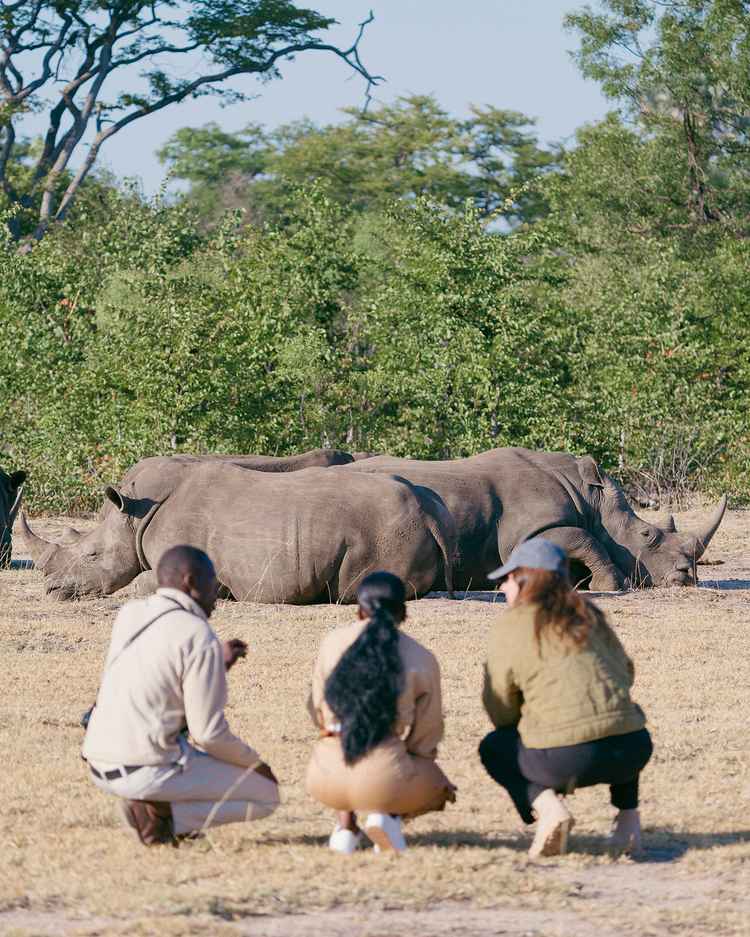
[594,472,727,587]
[21,486,155,599]
[0,469,27,568]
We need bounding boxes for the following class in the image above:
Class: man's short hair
[156,544,214,587]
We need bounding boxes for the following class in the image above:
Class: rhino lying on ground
[155,448,355,471]
[346,447,727,590]
[49,450,354,540]
[22,463,455,603]
[0,468,26,568]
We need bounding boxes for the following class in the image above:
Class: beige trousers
[89,743,280,836]
[306,735,453,817]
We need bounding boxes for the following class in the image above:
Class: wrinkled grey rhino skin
[22,464,456,603]
[345,447,727,591]
[146,448,355,472]
[48,449,358,589]
[0,468,26,568]
[103,448,354,506]
[43,451,353,541]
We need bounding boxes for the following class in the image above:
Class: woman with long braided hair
[306,571,456,853]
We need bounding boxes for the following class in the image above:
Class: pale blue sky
[29,1,613,193]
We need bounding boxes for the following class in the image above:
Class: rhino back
[346,448,597,588]
[140,464,440,604]
[100,450,355,521]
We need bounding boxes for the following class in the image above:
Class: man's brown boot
[123,800,176,847]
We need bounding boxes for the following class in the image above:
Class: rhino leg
[534,527,625,592]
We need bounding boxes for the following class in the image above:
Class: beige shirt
[308,620,444,759]
[82,588,260,770]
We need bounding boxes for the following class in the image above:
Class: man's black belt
[90,764,143,781]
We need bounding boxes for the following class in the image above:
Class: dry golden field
[1,508,749,937]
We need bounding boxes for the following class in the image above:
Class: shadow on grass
[555,828,750,863]
[258,830,528,852]
[409,828,750,859]
[258,828,750,862]
[425,590,504,604]
[697,579,750,591]
[639,828,750,862]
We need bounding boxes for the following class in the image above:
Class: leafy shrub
[0,182,747,513]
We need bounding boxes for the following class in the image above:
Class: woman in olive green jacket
[479,537,652,858]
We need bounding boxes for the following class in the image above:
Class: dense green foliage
[158,95,559,228]
[1,0,748,512]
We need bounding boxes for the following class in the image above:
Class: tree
[565,0,750,230]
[0,1,380,243]
[158,95,560,227]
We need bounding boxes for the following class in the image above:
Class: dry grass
[1,508,749,936]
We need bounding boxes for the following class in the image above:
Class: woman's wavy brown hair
[512,566,606,646]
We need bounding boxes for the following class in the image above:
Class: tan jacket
[482,603,646,749]
[308,620,444,759]
[82,588,260,770]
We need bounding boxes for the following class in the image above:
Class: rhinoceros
[47,450,355,541]
[144,448,355,472]
[0,468,26,567]
[21,463,456,603]
[345,447,727,590]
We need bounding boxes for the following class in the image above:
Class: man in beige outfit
[82,545,279,845]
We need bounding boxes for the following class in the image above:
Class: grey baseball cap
[488,536,567,581]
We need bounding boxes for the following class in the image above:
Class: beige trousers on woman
[306,735,453,817]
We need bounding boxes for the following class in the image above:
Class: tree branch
[0,121,17,198]
[7,3,382,242]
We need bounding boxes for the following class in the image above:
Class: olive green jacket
[482,603,646,749]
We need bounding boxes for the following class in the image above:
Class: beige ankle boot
[610,809,642,855]
[529,789,574,858]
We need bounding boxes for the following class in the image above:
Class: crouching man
[82,544,279,846]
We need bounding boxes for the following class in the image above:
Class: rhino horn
[58,525,82,543]
[8,482,25,524]
[684,495,728,560]
[19,513,54,567]
[656,512,677,533]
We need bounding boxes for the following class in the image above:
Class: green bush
[0,182,747,513]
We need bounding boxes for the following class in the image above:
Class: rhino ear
[578,456,604,488]
[9,471,27,490]
[105,485,132,514]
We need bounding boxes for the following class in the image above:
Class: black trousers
[478,726,653,824]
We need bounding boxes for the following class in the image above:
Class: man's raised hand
[222,638,248,671]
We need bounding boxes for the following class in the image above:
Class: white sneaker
[328,825,364,854]
[364,813,407,853]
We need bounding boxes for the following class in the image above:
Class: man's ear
[9,471,26,490]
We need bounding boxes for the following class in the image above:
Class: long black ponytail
[324,571,406,766]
